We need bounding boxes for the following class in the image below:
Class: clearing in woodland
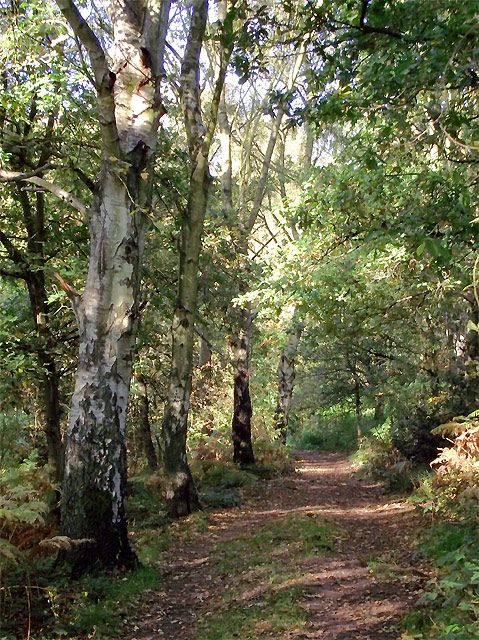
[123,451,429,640]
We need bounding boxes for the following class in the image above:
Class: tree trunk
[355,381,362,441]
[374,395,385,424]
[136,374,158,471]
[3,172,66,483]
[196,335,214,435]
[197,334,213,401]
[159,172,207,516]
[60,170,146,573]
[231,306,255,465]
[56,0,169,572]
[26,266,64,483]
[159,0,230,517]
[274,324,302,443]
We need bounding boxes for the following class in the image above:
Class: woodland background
[1,0,479,638]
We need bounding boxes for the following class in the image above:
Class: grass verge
[192,512,337,640]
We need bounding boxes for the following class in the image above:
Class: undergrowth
[351,420,420,492]
[1,444,290,639]
[290,409,360,451]
[403,411,479,640]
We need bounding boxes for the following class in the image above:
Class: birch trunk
[55,0,169,572]
[274,325,302,443]
[159,0,230,516]
[159,166,207,516]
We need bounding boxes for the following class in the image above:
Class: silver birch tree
[54,0,170,571]
[159,0,232,516]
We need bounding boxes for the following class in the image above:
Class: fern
[0,537,22,565]
[0,454,53,569]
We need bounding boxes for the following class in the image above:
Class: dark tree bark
[136,374,158,471]
[226,47,307,462]
[274,324,302,443]
[231,305,255,464]
[354,381,362,441]
[227,112,284,465]
[0,100,66,483]
[197,335,213,402]
[196,335,214,435]
[29,273,64,483]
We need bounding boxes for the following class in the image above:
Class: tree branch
[0,164,56,181]
[55,0,120,158]
[180,0,209,160]
[54,0,110,89]
[0,266,28,279]
[52,271,80,301]
[0,228,26,267]
[0,169,87,214]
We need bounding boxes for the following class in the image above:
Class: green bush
[405,411,479,639]
[0,409,30,468]
[404,523,479,640]
[290,411,360,451]
[126,472,168,529]
[190,459,258,509]
[351,420,417,492]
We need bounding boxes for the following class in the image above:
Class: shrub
[290,410,360,452]
[351,420,416,492]
[412,411,479,521]
[405,411,479,639]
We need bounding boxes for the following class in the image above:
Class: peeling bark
[61,168,146,572]
[274,324,302,443]
[159,0,230,517]
[55,0,169,572]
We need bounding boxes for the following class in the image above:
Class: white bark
[56,0,169,571]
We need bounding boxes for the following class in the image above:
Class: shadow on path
[126,451,429,640]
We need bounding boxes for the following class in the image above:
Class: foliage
[290,404,368,451]
[189,428,293,508]
[0,455,55,637]
[0,408,30,468]
[0,465,171,639]
[0,454,52,564]
[403,524,479,640]
[191,458,258,508]
[351,420,417,492]
[0,0,479,632]
[404,412,479,639]
[412,411,479,521]
[126,473,169,529]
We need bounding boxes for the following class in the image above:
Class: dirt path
[125,452,429,640]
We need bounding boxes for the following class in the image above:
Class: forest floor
[123,451,431,640]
